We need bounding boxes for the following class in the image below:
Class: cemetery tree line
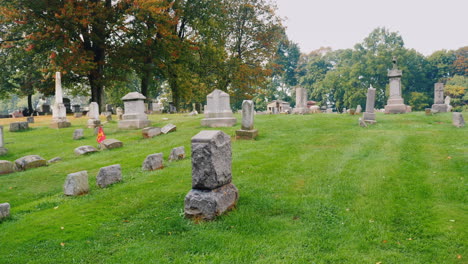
[0,0,284,111]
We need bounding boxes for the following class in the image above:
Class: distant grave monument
[293,87,308,114]
[362,85,377,123]
[50,72,71,128]
[384,57,408,114]
[118,92,151,129]
[235,100,258,140]
[201,89,237,127]
[87,102,101,128]
[453,113,465,128]
[0,126,7,155]
[431,83,448,113]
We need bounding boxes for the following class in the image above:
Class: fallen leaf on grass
[8,187,13,190]
[447,156,452,159]
[407,238,413,240]
[457,254,462,259]
[449,219,455,222]
[60,226,64,230]
[122,220,129,223]
[376,262,382,264]
[54,206,59,210]
[382,240,387,243]
[60,242,65,247]
[369,219,375,223]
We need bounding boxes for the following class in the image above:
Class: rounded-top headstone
[241,100,254,130]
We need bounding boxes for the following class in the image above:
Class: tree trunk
[27,94,33,114]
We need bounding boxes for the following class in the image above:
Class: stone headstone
[236,100,258,140]
[425,108,432,115]
[64,171,89,196]
[116,107,123,120]
[293,87,308,114]
[185,130,238,220]
[0,203,10,220]
[349,109,356,115]
[47,157,62,164]
[142,127,161,138]
[87,102,101,128]
[445,96,453,112]
[42,104,50,114]
[0,126,7,156]
[73,129,84,140]
[72,104,81,113]
[100,139,123,150]
[118,92,151,129]
[9,122,29,132]
[105,113,112,122]
[363,85,377,123]
[201,89,237,127]
[15,155,47,171]
[384,57,408,114]
[453,112,465,128]
[96,164,122,188]
[431,83,448,113]
[161,124,176,134]
[169,146,186,161]
[0,160,15,175]
[74,145,98,155]
[50,72,71,128]
[27,116,34,123]
[358,118,368,127]
[142,153,164,171]
[355,105,362,114]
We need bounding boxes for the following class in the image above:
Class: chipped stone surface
[47,157,62,164]
[142,153,164,171]
[100,139,123,150]
[0,203,10,220]
[64,171,89,196]
[359,118,368,128]
[14,155,47,170]
[161,124,176,134]
[74,145,98,155]
[142,127,161,138]
[169,146,186,161]
[96,164,122,188]
[0,160,15,175]
[9,122,29,132]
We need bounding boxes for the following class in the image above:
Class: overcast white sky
[274,0,468,55]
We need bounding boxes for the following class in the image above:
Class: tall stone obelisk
[293,87,308,114]
[384,57,408,114]
[50,72,71,128]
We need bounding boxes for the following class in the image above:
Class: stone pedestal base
[292,108,308,114]
[201,117,237,127]
[0,147,7,156]
[235,129,258,140]
[50,121,71,129]
[118,119,151,129]
[184,183,238,221]
[362,112,376,123]
[431,104,448,113]
[87,119,101,128]
[384,104,407,114]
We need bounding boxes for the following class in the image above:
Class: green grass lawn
[0,112,466,263]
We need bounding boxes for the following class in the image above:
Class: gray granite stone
[293,87,308,114]
[142,127,161,138]
[74,145,98,155]
[359,118,368,127]
[161,124,176,134]
[363,85,377,123]
[64,171,89,196]
[73,129,84,140]
[169,146,186,161]
[47,157,62,164]
[0,160,15,175]
[118,92,150,129]
[9,122,29,132]
[0,203,10,220]
[453,112,465,128]
[100,139,123,150]
[142,153,164,171]
[241,100,254,130]
[201,89,237,127]
[14,155,47,171]
[96,164,122,188]
[27,117,34,123]
[384,57,408,114]
[0,126,6,156]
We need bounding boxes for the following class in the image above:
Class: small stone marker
[184,130,239,220]
[64,171,89,196]
[47,157,62,164]
[425,108,432,116]
[349,109,356,115]
[96,164,122,188]
[0,126,7,155]
[358,118,368,127]
[355,105,362,114]
[142,153,164,171]
[74,113,83,118]
[236,100,258,140]
[453,112,465,128]
[169,146,186,161]
[0,203,10,220]
[74,145,98,155]
[14,155,47,170]
[105,113,112,122]
[100,139,123,150]
[73,129,84,140]
[161,124,176,134]
[0,160,15,175]
[27,116,34,123]
[9,122,29,132]
[142,127,161,138]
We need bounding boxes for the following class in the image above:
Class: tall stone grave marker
[118,92,151,129]
[363,85,377,123]
[50,72,71,128]
[184,130,239,220]
[293,87,308,114]
[431,83,448,113]
[236,100,258,140]
[384,57,408,114]
[87,102,101,128]
[201,89,237,127]
[0,126,7,155]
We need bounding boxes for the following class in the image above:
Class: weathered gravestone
[161,124,176,134]
[0,203,10,220]
[236,100,258,140]
[142,127,161,138]
[358,118,368,127]
[116,107,123,120]
[15,155,47,171]
[349,109,356,115]
[50,72,71,128]
[169,146,186,161]
[0,160,15,175]
[184,130,239,221]
[453,112,465,128]
[96,164,122,188]
[118,92,151,129]
[384,57,408,114]
[142,153,164,171]
[87,102,101,128]
[431,83,448,113]
[201,89,237,127]
[292,87,308,114]
[362,85,377,123]
[9,122,29,132]
[73,129,84,140]
[27,117,34,123]
[74,145,98,155]
[100,139,123,150]
[0,126,7,155]
[47,157,62,164]
[355,105,362,114]
[425,108,432,115]
[445,96,453,112]
[64,171,89,196]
